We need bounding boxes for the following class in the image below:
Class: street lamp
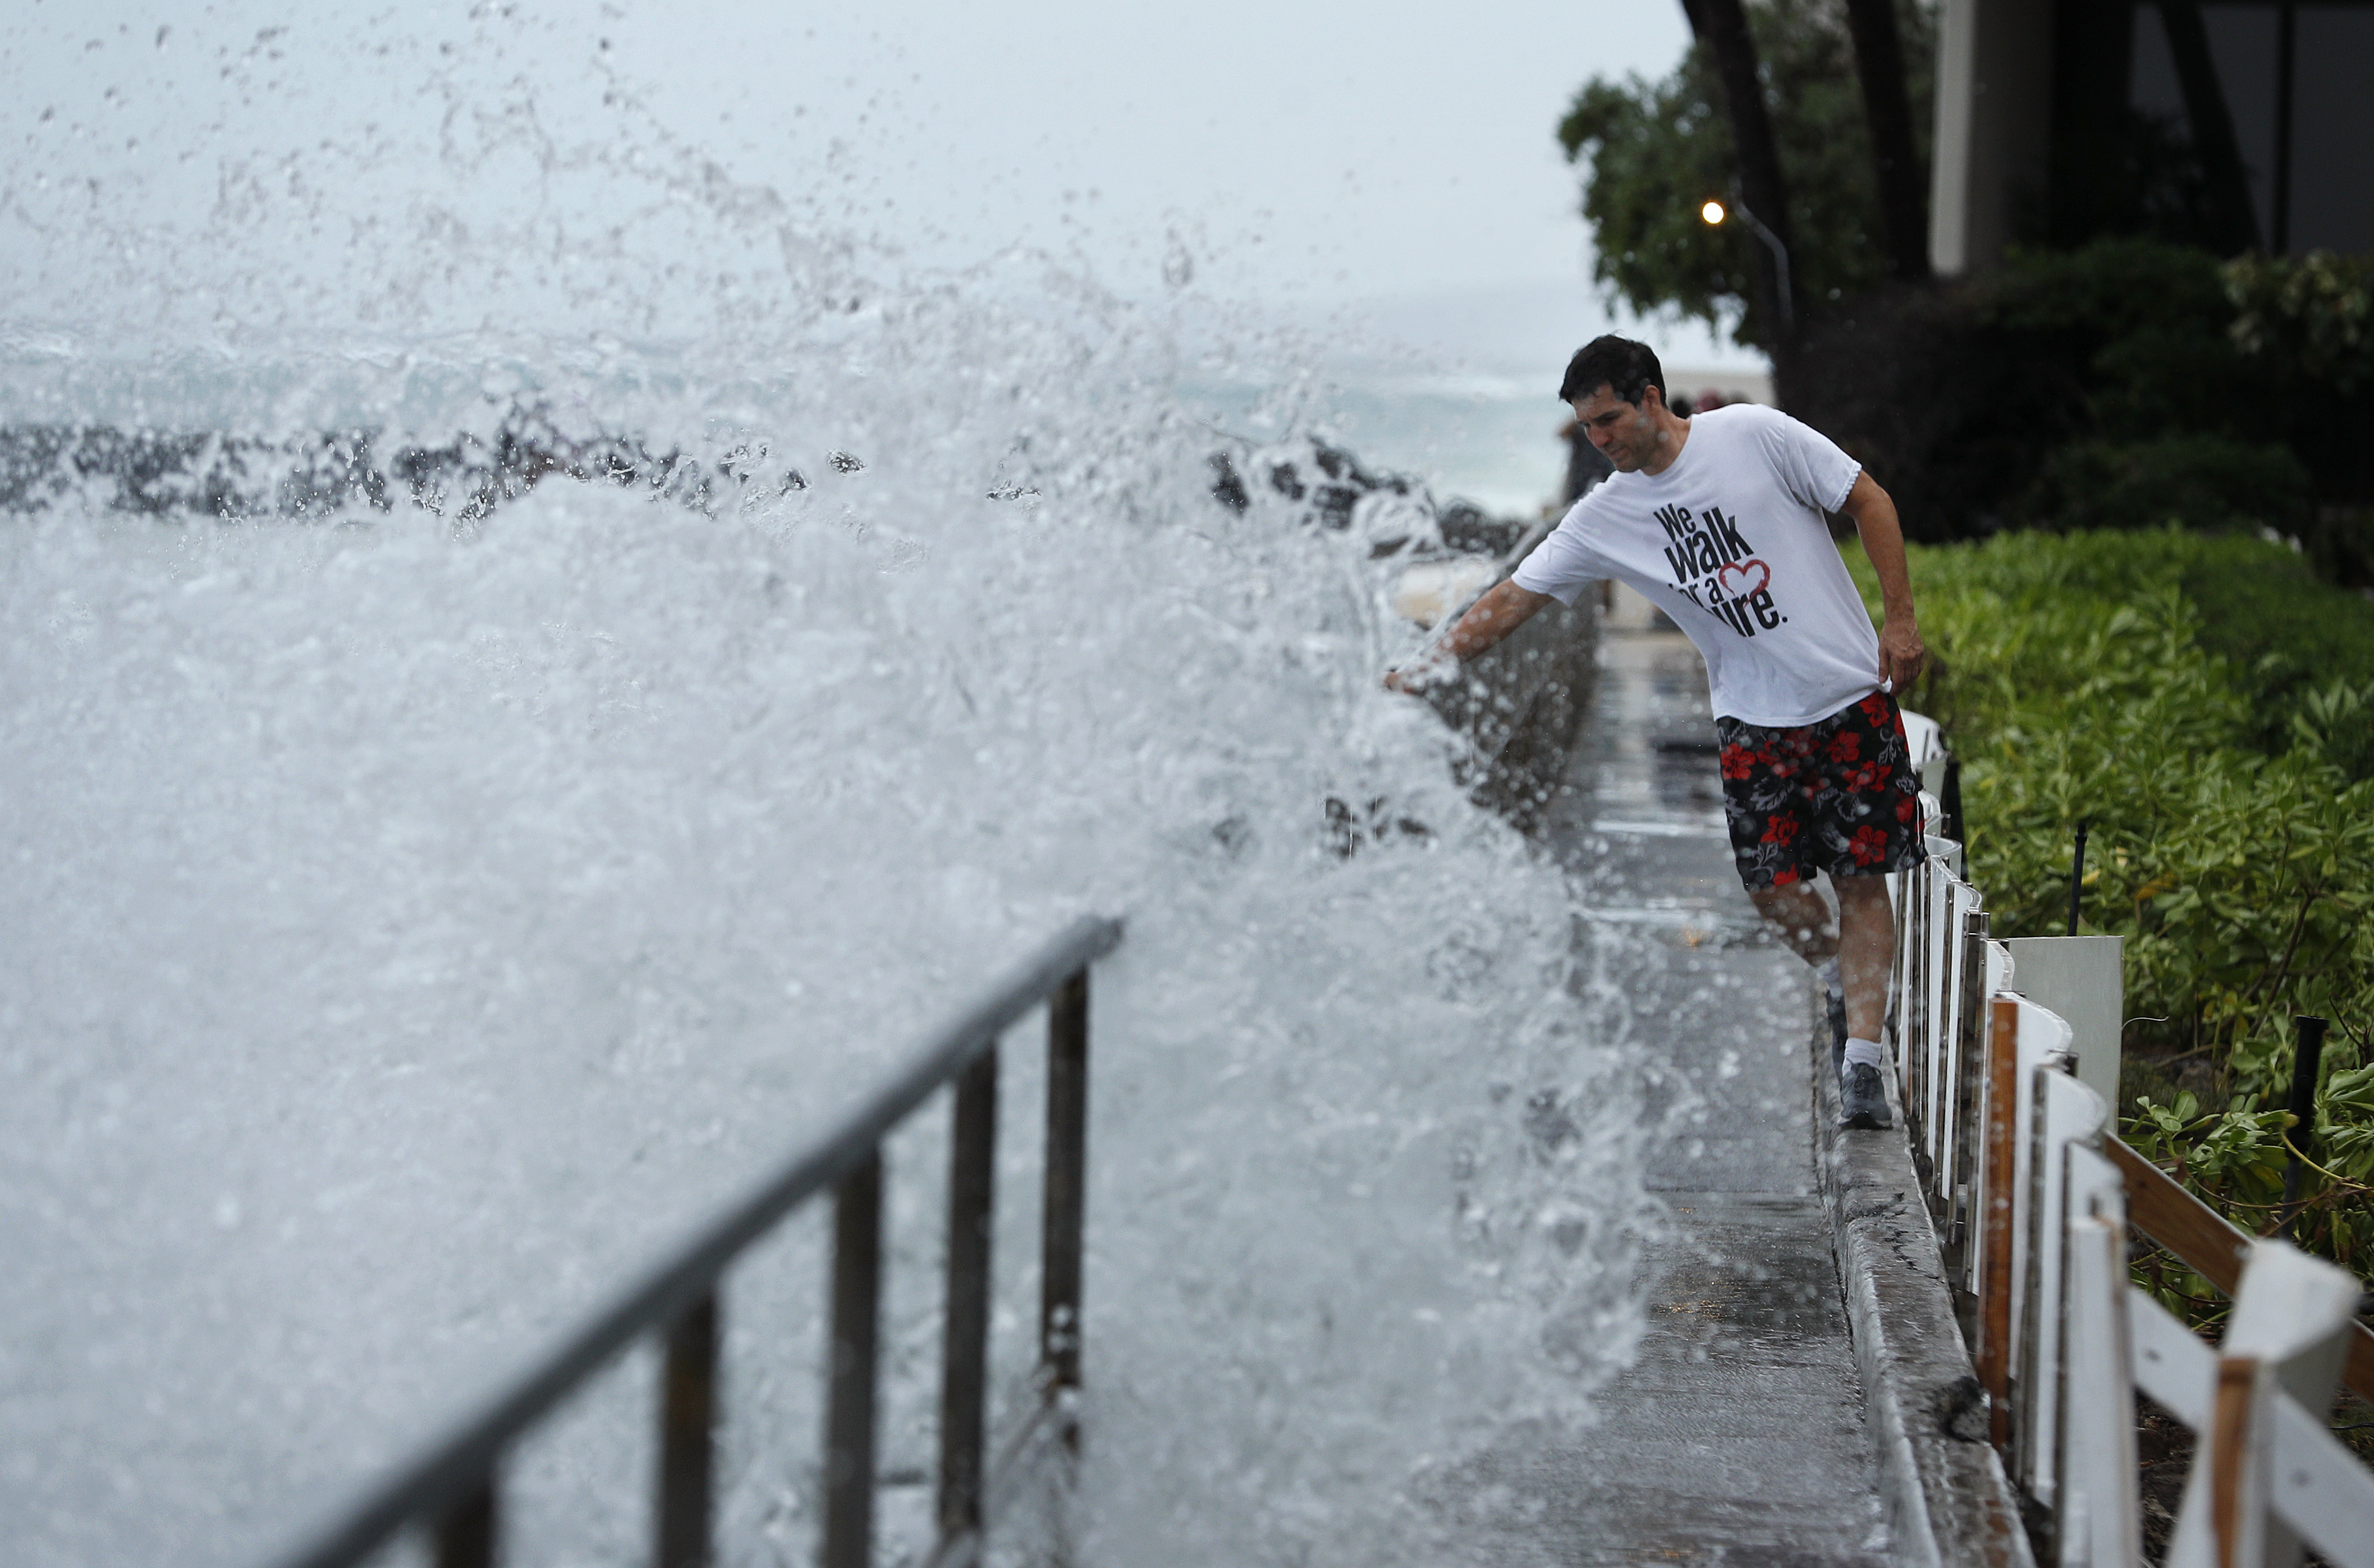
[1699,197,1794,338]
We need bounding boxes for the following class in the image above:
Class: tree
[1680,0,1801,347]
[1557,0,1935,352]
[1841,0,1930,281]
[2155,0,2261,255]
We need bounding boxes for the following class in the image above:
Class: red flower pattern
[1715,689,1922,891]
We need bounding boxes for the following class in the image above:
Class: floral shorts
[1716,689,1923,891]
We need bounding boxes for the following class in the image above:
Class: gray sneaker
[1840,1062,1892,1130]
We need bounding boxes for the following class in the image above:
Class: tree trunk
[2157,0,2264,254]
[2047,0,2138,246]
[1680,0,1799,353]
[1843,0,1932,281]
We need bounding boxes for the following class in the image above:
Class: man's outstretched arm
[1383,579,1556,693]
[1837,470,1926,693]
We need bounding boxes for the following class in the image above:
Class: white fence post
[2061,1142,2142,1568]
[2006,999,2078,1419]
[1888,707,2373,1568]
[1921,856,1946,1147]
[2164,1243,2366,1568]
[2018,1061,2105,1504]
[2001,936,2125,1123]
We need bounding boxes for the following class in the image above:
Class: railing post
[823,1152,883,1568]
[246,920,1121,1568]
[655,1289,719,1568]
[2063,1144,2144,1568]
[1943,911,1989,1291]
[1042,969,1091,1439]
[2210,1355,2263,1568]
[1901,857,1927,1127]
[1931,879,1963,1172]
[2066,820,2089,937]
[2280,1014,2328,1236]
[436,1475,498,1568]
[1899,854,1918,1086]
[938,1046,999,1538]
[1978,995,2020,1452]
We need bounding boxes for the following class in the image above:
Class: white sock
[1819,956,1842,996]
[1843,1037,1886,1072]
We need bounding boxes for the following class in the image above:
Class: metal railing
[262,913,1124,1568]
[1886,726,2374,1568]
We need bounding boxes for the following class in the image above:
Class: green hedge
[1850,528,2374,1293]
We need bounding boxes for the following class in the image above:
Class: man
[1387,336,1926,1129]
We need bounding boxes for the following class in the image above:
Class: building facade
[1931,0,2374,272]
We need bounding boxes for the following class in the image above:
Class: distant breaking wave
[0,405,819,526]
[0,409,1532,565]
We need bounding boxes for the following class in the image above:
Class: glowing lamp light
[1700,199,1727,226]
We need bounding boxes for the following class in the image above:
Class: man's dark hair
[1558,335,1666,408]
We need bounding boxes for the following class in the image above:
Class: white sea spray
[0,16,1652,1560]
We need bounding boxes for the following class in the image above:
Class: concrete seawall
[1418,574,1600,838]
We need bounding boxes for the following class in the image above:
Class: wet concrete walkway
[1458,587,1890,1566]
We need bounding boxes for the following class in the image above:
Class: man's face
[1569,383,1665,473]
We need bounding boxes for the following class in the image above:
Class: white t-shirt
[1511,403,1881,727]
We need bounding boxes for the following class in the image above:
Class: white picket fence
[1889,713,2374,1568]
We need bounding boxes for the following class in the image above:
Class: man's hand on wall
[1383,654,1455,695]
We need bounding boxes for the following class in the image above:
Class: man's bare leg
[1748,879,1837,969]
[1748,881,1847,1077]
[1751,872,1895,1127]
[1832,874,1893,1044]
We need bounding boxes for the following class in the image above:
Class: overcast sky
[0,1,1752,374]
[602,0,1695,299]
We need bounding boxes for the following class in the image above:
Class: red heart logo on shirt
[1716,558,1770,599]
